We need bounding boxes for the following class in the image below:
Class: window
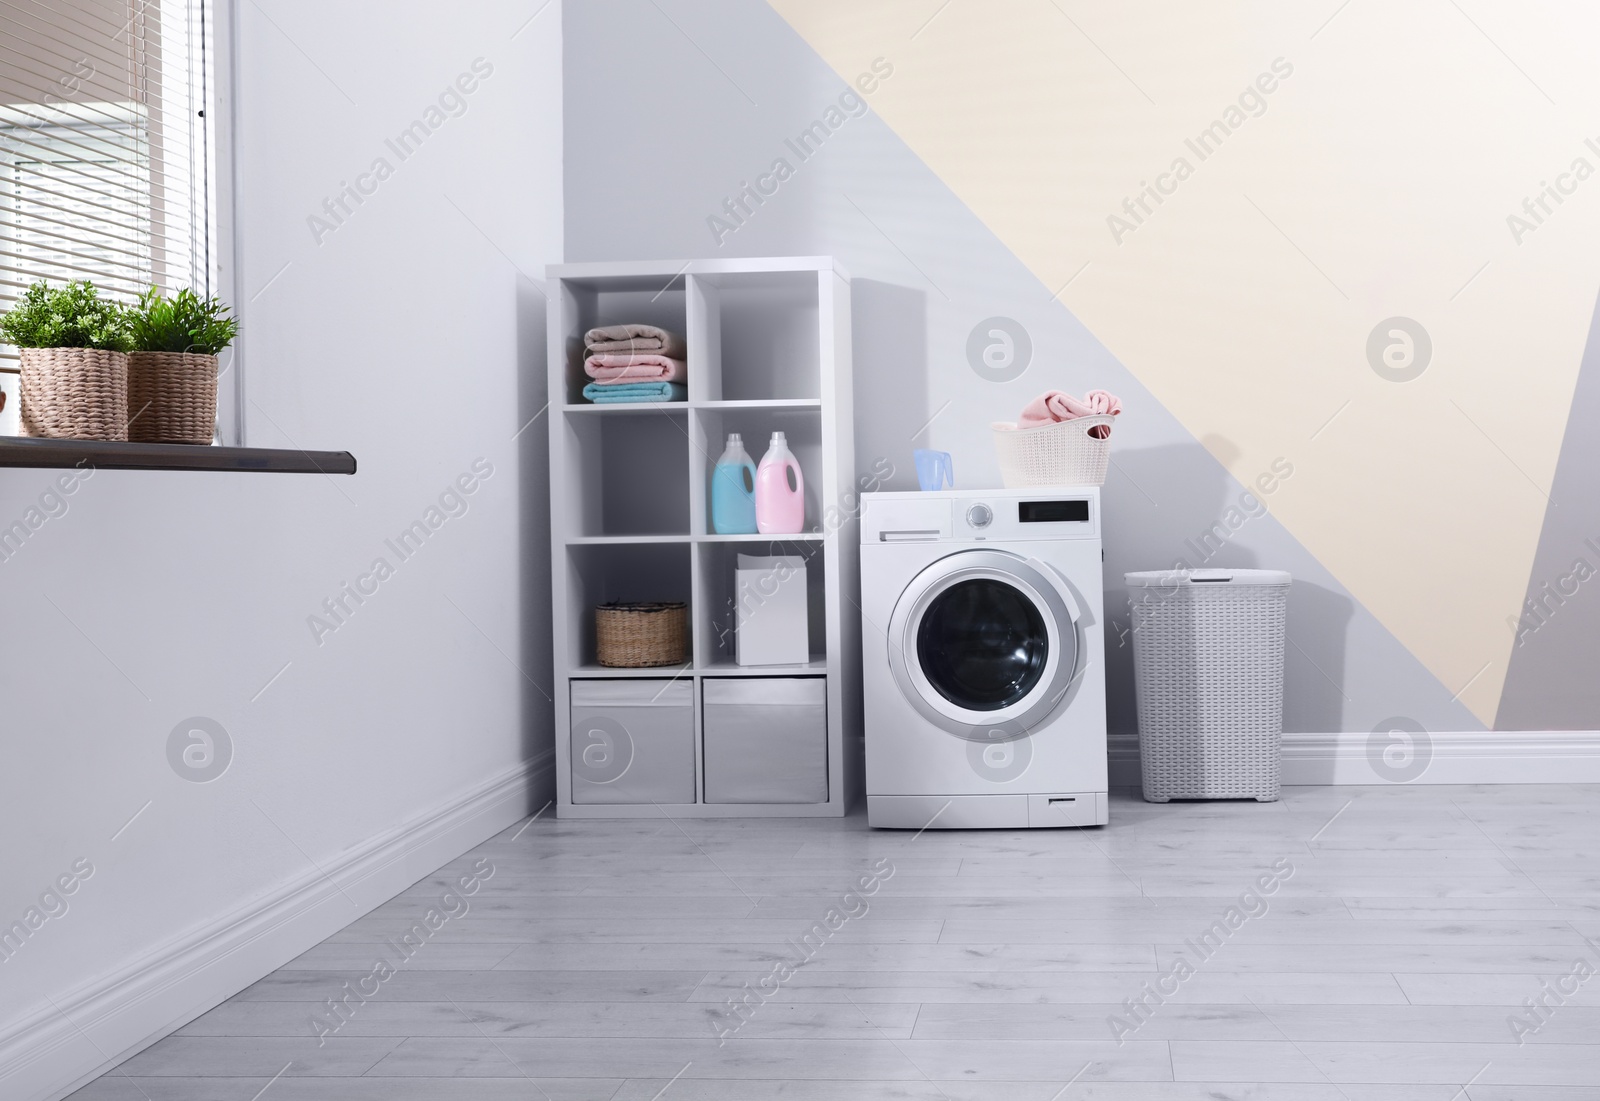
[0,0,218,437]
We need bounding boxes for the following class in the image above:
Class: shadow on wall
[1496,281,1600,730]
[517,275,557,801]
[1103,441,1235,735]
[852,279,926,491]
[1102,441,1354,737]
[1285,580,1354,737]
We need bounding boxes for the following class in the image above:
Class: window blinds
[0,0,214,388]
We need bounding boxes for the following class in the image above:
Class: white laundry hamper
[992,414,1114,487]
[1124,568,1290,802]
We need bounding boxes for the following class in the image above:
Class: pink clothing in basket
[1017,389,1121,438]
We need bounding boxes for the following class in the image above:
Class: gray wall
[562,0,1480,737]
[0,3,560,1093]
[1498,283,1600,729]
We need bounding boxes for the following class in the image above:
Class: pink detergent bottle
[755,431,805,534]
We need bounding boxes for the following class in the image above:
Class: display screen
[1019,499,1089,523]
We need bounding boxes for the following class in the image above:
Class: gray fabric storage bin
[703,677,828,804]
[570,679,695,805]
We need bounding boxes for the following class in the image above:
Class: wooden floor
[69,784,1600,1100]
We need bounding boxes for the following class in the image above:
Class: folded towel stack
[582,324,688,403]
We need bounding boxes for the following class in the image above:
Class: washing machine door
[887,549,1082,741]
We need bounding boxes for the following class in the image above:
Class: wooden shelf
[548,256,847,280]
[701,656,830,676]
[697,398,821,410]
[566,534,693,545]
[0,437,356,474]
[567,658,830,678]
[547,256,857,819]
[696,532,825,543]
[556,801,842,819]
[561,402,686,414]
[569,663,693,678]
[561,399,819,413]
[566,533,825,545]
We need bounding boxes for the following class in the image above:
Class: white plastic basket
[992,414,1114,487]
[1124,568,1291,803]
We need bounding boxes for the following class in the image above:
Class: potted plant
[0,280,132,440]
[127,286,238,444]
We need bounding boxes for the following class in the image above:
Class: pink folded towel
[584,353,688,384]
[1018,389,1121,438]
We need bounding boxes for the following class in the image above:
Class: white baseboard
[1,752,555,1101]
[1109,731,1600,789]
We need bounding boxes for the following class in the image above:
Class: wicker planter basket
[595,601,688,667]
[18,347,129,441]
[128,351,218,444]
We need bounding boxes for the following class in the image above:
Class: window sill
[0,437,356,474]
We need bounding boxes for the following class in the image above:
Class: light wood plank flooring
[68,784,1600,1100]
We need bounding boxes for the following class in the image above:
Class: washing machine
[860,487,1107,829]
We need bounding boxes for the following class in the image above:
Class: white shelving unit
[545,257,859,818]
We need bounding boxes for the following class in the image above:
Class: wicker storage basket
[992,414,1114,487]
[1125,569,1290,802]
[18,347,129,441]
[128,351,218,444]
[595,601,688,667]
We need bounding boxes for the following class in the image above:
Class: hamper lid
[1123,568,1291,587]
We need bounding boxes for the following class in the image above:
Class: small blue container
[914,449,954,492]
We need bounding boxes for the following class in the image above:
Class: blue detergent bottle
[710,433,758,534]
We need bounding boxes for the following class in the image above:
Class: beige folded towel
[583,324,687,359]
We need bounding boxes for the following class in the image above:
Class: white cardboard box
[735,554,809,665]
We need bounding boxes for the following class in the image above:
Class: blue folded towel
[582,381,687,404]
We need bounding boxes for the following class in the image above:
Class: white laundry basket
[1124,568,1290,802]
[992,414,1114,487]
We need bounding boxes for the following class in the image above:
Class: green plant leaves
[0,280,133,351]
[129,285,238,355]
[1,280,238,357]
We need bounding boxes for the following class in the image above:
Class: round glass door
[915,578,1048,711]
[886,550,1082,740]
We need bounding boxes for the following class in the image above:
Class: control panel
[862,489,1100,543]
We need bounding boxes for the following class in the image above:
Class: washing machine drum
[887,549,1082,741]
